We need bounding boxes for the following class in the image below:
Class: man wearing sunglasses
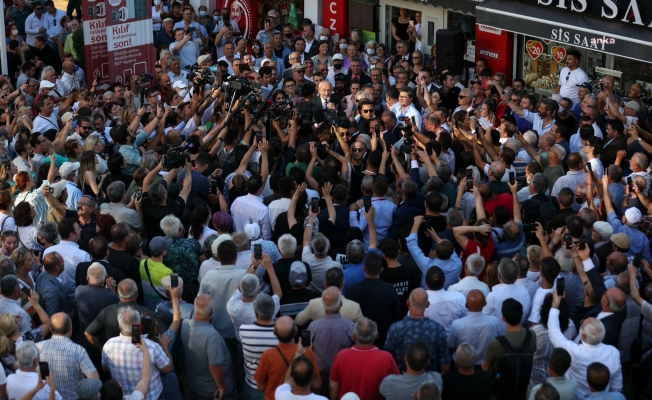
[555,49,589,106]
[24,2,46,50]
[43,0,66,48]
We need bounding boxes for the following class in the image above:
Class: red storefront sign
[322,0,349,38]
[105,0,156,89]
[82,0,109,99]
[475,24,514,84]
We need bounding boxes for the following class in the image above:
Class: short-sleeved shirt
[164,238,202,284]
[380,265,423,316]
[180,319,234,397]
[85,302,166,340]
[330,346,399,400]
[254,343,320,400]
[139,259,173,311]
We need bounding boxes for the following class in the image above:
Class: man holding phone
[173,6,208,46]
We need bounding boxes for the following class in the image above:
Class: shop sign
[323,0,349,38]
[478,48,500,59]
[514,0,652,28]
[478,24,502,35]
[550,28,616,51]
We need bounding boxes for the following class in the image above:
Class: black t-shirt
[380,264,423,316]
[441,368,493,400]
[101,173,133,197]
[107,248,145,305]
[141,192,185,239]
[426,215,447,233]
[349,164,365,203]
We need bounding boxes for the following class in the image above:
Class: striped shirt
[239,322,278,388]
[14,181,49,227]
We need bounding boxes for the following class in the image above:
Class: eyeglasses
[77,202,92,207]
[352,148,365,152]
[361,109,373,113]
[35,7,42,10]
[295,70,305,74]
[398,96,410,99]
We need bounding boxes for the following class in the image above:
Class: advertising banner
[82,0,109,98]
[322,0,349,39]
[105,0,156,90]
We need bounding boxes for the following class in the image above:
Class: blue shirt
[350,197,396,249]
[607,211,652,261]
[586,391,626,400]
[514,114,533,134]
[447,311,504,364]
[384,316,451,372]
[342,249,381,295]
[491,224,526,259]
[406,233,462,289]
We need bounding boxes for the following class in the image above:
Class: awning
[477,0,652,63]
[405,0,479,16]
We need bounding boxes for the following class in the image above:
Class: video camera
[268,101,293,121]
[221,76,261,96]
[164,145,191,170]
[189,65,216,86]
[135,71,153,84]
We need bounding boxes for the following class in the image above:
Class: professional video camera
[400,130,415,154]
[164,145,191,170]
[268,101,294,121]
[221,76,261,96]
[135,71,153,84]
[189,65,216,86]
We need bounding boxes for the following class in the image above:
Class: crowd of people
[1,0,652,399]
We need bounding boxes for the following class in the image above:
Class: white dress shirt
[268,197,291,231]
[447,276,490,298]
[231,194,272,240]
[528,287,554,324]
[423,289,468,334]
[548,308,622,398]
[24,13,46,47]
[483,283,532,325]
[43,240,91,299]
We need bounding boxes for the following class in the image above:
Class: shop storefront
[378,0,479,62]
[476,0,652,101]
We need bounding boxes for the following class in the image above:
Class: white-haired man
[447,254,490,298]
[7,340,63,400]
[181,293,235,399]
[101,307,175,400]
[227,253,282,339]
[549,288,622,398]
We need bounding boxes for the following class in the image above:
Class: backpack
[526,195,557,226]
[493,329,533,400]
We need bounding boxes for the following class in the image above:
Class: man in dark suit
[37,252,74,315]
[310,80,343,124]
[572,248,627,347]
[381,111,403,145]
[75,236,126,287]
[600,119,628,167]
[345,57,371,87]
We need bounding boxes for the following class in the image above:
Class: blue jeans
[160,372,183,400]
[243,383,265,400]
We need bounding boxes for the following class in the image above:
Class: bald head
[478,183,492,199]
[274,316,296,343]
[466,289,486,312]
[51,312,72,336]
[408,288,429,312]
[322,286,342,313]
[603,287,626,313]
[616,272,630,294]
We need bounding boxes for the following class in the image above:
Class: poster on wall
[104,0,156,90]
[82,0,109,98]
[219,0,255,39]
[525,39,543,60]
[551,45,566,63]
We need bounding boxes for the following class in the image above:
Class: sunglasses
[361,109,373,113]
[566,71,571,82]
[352,148,365,152]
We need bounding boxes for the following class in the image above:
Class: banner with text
[105,0,155,91]
[82,0,109,98]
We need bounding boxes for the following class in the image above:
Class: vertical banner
[219,0,255,40]
[322,0,349,40]
[83,0,109,98]
[105,0,156,89]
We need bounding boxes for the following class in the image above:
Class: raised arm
[509,181,522,223]
[601,174,615,216]
[142,159,164,193]
[453,223,492,251]
[133,340,152,399]
[364,204,377,249]
[515,132,541,165]
[287,183,306,230]
[178,159,193,204]
[322,182,336,224]
[261,254,282,299]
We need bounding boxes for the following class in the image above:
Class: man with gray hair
[228,254,282,340]
[0,274,33,333]
[101,307,175,400]
[549,289,622,398]
[99,181,142,229]
[483,257,532,324]
[7,340,63,400]
[453,88,474,116]
[448,254,490,297]
[441,342,493,399]
[0,256,16,278]
[267,233,313,293]
[181,294,235,399]
[239,293,279,400]
[302,196,341,292]
[329,318,399,399]
[85,279,167,345]
[308,287,354,390]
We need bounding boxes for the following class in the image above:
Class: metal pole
[0,5,8,76]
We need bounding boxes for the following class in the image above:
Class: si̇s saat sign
[516,0,652,28]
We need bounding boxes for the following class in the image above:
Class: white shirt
[169,40,198,72]
[548,308,622,398]
[275,383,327,400]
[227,289,280,340]
[43,9,66,41]
[168,70,189,85]
[483,283,532,325]
[231,194,272,240]
[394,103,423,131]
[268,197,291,231]
[198,258,221,283]
[187,225,218,247]
[33,108,60,134]
[60,72,79,94]
[217,54,240,75]
[557,66,589,105]
[528,287,554,324]
[43,241,91,299]
[423,289,468,334]
[24,12,46,46]
[7,370,62,400]
[447,276,490,298]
